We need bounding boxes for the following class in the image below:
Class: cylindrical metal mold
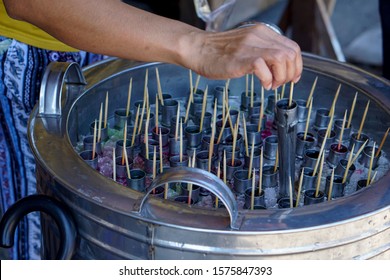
[23,57,390,260]
[275,98,298,197]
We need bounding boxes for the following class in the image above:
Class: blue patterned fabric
[0,36,105,259]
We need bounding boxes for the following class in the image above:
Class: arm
[3,0,302,90]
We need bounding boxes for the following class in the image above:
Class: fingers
[293,45,303,83]
[263,46,302,89]
[283,38,303,84]
[185,24,302,86]
[251,25,302,87]
[252,49,298,90]
[252,58,273,90]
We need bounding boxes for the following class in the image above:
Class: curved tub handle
[135,167,241,230]
[0,194,77,260]
[38,62,86,117]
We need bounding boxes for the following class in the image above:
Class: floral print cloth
[0,36,105,259]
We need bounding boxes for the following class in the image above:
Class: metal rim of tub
[28,53,390,236]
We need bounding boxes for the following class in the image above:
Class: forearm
[4,0,302,88]
[3,0,199,66]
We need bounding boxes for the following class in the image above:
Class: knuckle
[285,48,297,61]
[241,32,257,44]
[292,41,302,54]
[270,51,284,64]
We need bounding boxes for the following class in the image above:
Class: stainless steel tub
[2,54,390,259]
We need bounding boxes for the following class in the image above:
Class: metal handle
[0,194,77,260]
[135,167,240,230]
[38,62,86,117]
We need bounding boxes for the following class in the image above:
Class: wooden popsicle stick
[314,107,334,173]
[104,91,109,128]
[199,85,208,132]
[124,145,131,179]
[288,82,294,108]
[186,157,192,204]
[224,101,234,135]
[367,142,376,186]
[357,100,370,140]
[159,128,163,174]
[155,95,159,130]
[281,84,286,99]
[97,103,103,142]
[257,86,264,132]
[347,92,358,129]
[243,113,249,156]
[225,79,231,97]
[92,119,97,160]
[295,168,304,207]
[250,74,254,108]
[216,164,221,208]
[375,127,389,157]
[235,111,240,139]
[184,92,192,123]
[188,151,196,205]
[193,74,201,97]
[189,69,193,103]
[248,136,255,179]
[155,67,163,105]
[223,150,227,184]
[274,88,278,103]
[245,74,249,97]
[180,118,183,162]
[342,144,355,184]
[313,131,327,176]
[326,107,335,138]
[303,98,313,141]
[175,101,180,141]
[329,84,341,117]
[289,177,293,208]
[306,76,318,108]
[208,99,217,172]
[231,121,238,166]
[338,110,348,150]
[350,139,369,166]
[217,109,230,144]
[164,182,168,200]
[192,149,196,167]
[137,99,146,134]
[370,171,378,184]
[152,146,157,180]
[144,108,150,160]
[126,78,132,117]
[222,87,226,122]
[131,105,140,146]
[258,148,263,196]
[315,151,325,198]
[251,168,256,210]
[143,69,149,108]
[273,147,279,173]
[121,121,127,165]
[328,168,335,201]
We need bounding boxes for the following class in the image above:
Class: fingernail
[293,75,302,83]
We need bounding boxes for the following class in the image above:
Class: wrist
[175,28,206,73]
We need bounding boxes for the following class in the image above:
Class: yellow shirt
[0,1,77,52]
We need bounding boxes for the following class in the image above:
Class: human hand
[182,23,302,90]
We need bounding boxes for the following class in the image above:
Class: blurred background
[124,0,383,77]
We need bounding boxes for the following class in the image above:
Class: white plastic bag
[193,0,236,31]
